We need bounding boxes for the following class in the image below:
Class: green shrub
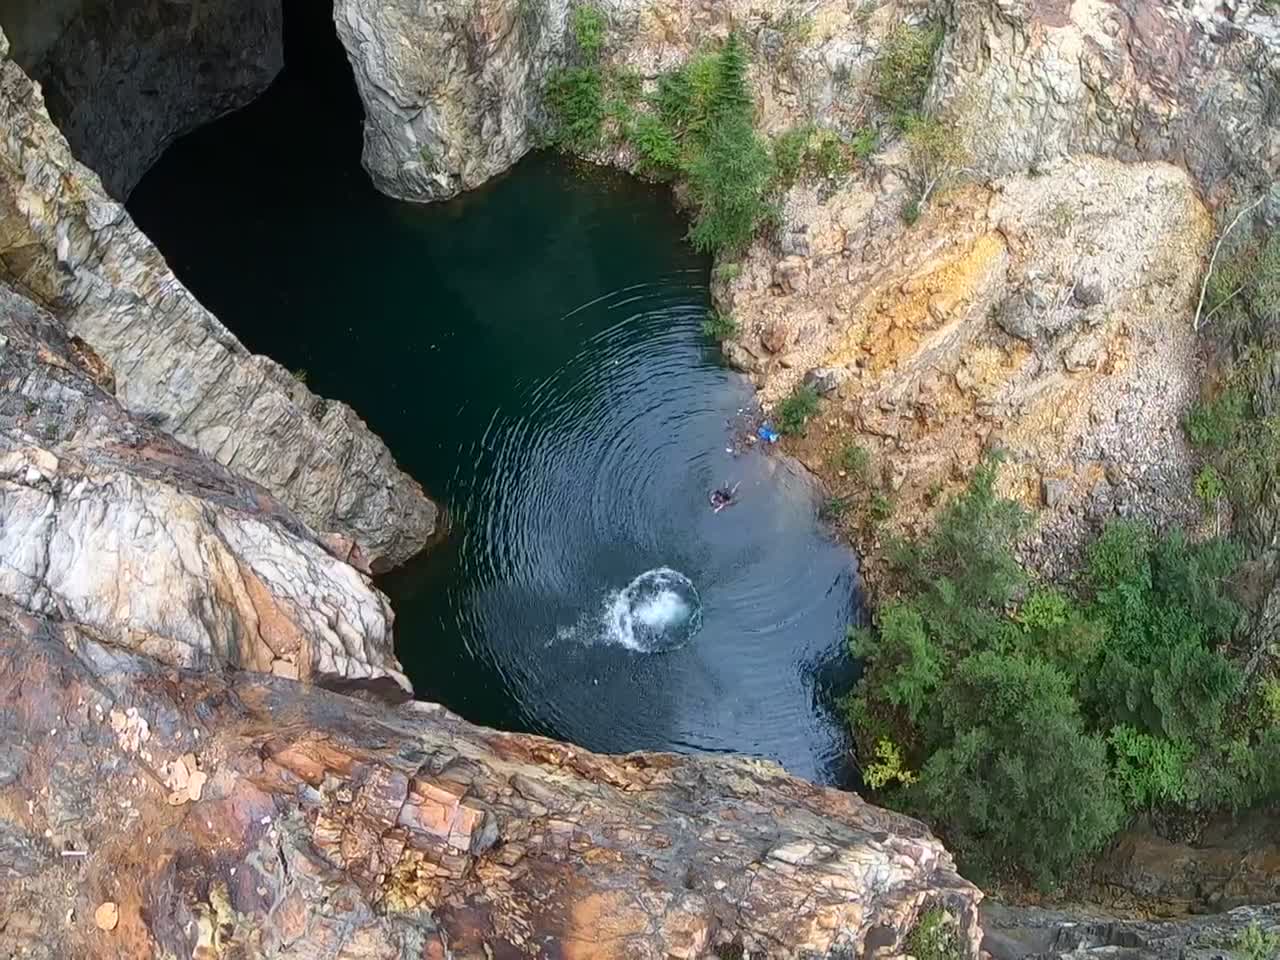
[919,651,1122,885]
[772,125,853,189]
[570,4,606,59]
[869,491,894,523]
[687,113,774,254]
[821,496,851,521]
[775,383,820,435]
[630,112,681,176]
[713,261,743,283]
[838,442,871,480]
[702,309,739,340]
[905,908,965,960]
[863,737,917,789]
[1235,922,1280,960]
[850,605,942,724]
[772,124,815,188]
[1107,725,1192,810]
[850,126,879,160]
[547,31,772,254]
[845,458,1274,884]
[873,23,943,126]
[1195,463,1227,509]
[1186,385,1248,450]
[546,66,605,151]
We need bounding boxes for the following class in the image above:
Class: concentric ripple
[128,46,863,784]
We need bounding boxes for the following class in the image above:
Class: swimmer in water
[709,482,740,513]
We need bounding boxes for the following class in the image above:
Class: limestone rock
[0,37,437,570]
[0,284,410,697]
[0,600,983,960]
[0,0,283,199]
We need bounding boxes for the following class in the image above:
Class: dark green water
[128,3,860,784]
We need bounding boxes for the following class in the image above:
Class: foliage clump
[544,19,773,254]
[844,459,1280,886]
[905,908,966,960]
[771,124,863,189]
[775,383,820,435]
[702,309,739,341]
[873,23,943,127]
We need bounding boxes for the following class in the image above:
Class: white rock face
[0,284,410,697]
[0,32,438,571]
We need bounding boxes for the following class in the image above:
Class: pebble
[94,902,119,932]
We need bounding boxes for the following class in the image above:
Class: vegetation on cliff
[846,459,1280,886]
[545,6,773,254]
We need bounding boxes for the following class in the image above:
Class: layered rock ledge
[0,282,409,696]
[0,29,437,571]
[0,599,982,959]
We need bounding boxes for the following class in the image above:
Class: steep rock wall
[0,282,410,696]
[0,31,438,571]
[0,0,283,200]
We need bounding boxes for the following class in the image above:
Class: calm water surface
[128,5,860,783]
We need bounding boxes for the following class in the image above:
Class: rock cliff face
[0,599,983,959]
[0,0,283,199]
[0,29,438,571]
[0,283,409,696]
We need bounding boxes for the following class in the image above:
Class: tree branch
[1194,196,1265,332]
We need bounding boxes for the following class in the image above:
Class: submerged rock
[0,32,437,571]
[0,599,983,959]
[0,284,410,697]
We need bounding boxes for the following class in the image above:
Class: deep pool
[128,3,860,784]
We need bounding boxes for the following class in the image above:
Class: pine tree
[712,33,752,123]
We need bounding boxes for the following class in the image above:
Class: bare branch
[1194,196,1265,332]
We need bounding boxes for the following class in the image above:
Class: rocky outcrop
[0,282,409,696]
[1092,812,1280,913]
[0,31,438,571]
[333,0,571,202]
[0,0,282,199]
[0,598,983,959]
[982,902,1280,960]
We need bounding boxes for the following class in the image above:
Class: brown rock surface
[0,600,982,960]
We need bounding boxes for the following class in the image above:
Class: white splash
[603,567,703,653]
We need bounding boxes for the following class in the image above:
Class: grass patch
[838,442,871,481]
[776,383,820,435]
[905,908,965,960]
